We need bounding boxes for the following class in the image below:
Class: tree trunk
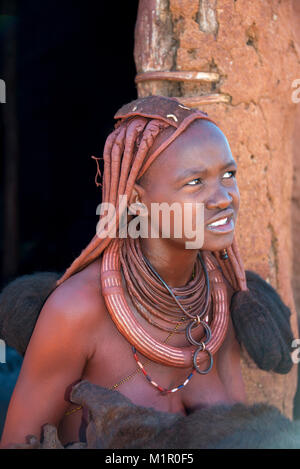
[134,0,299,419]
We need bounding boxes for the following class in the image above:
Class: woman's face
[137,119,240,253]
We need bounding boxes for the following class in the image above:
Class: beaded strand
[132,346,195,394]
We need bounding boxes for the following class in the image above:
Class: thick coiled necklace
[101,237,230,375]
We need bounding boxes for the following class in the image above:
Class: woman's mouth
[206,215,234,234]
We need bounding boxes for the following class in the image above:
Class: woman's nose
[205,186,233,210]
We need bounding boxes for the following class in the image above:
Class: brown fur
[6,380,300,449]
[0,272,60,356]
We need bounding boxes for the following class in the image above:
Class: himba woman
[0,95,294,447]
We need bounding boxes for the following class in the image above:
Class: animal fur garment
[6,380,300,449]
[0,270,294,372]
[0,272,60,356]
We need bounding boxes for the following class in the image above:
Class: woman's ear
[128,183,148,216]
[128,182,147,206]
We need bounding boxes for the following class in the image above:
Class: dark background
[0,0,139,436]
[0,0,139,287]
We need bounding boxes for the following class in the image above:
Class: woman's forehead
[170,119,226,146]
[146,120,233,175]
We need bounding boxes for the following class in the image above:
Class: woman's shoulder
[43,256,105,328]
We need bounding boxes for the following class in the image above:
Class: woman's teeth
[208,217,228,227]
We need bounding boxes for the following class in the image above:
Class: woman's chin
[201,231,235,252]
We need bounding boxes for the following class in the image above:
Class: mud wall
[291,0,300,321]
[134,0,300,418]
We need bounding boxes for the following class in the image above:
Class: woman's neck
[139,237,200,288]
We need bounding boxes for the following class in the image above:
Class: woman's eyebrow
[176,160,237,182]
[220,160,238,171]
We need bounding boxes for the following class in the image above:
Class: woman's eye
[187,178,202,186]
[223,170,236,179]
[186,170,236,186]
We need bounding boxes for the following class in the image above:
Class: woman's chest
[59,310,245,445]
[83,309,245,410]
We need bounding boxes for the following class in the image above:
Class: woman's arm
[0,280,97,447]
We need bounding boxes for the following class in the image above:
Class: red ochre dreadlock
[55,95,247,293]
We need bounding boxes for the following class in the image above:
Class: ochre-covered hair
[56,95,247,292]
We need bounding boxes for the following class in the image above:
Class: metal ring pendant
[186,318,212,347]
[193,346,214,375]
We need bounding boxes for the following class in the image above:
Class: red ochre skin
[0,118,247,449]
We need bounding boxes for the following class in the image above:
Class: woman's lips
[206,216,235,234]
